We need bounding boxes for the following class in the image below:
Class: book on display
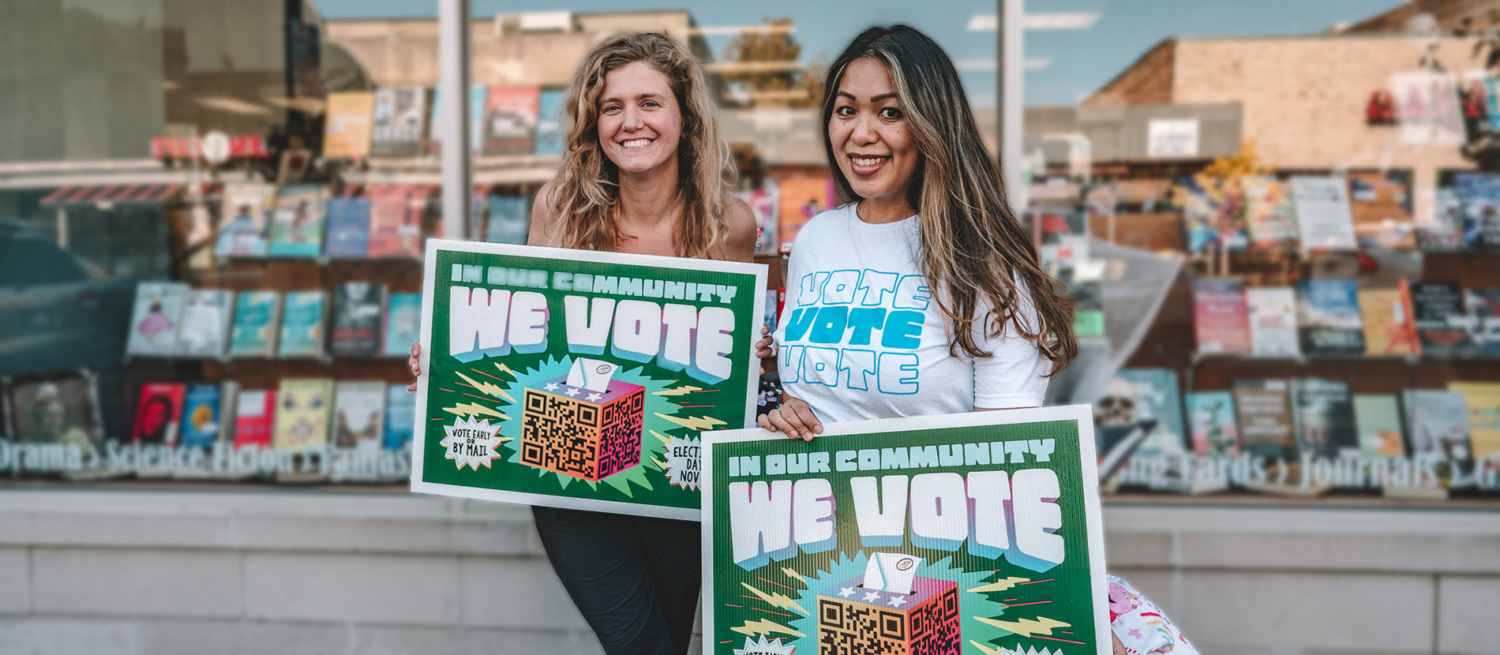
[1464,289,1500,355]
[1289,175,1358,252]
[533,89,565,156]
[1454,171,1500,249]
[1231,379,1298,461]
[132,382,186,446]
[330,282,385,357]
[3,370,102,451]
[232,389,275,450]
[1346,171,1416,250]
[273,378,334,453]
[1103,368,1188,457]
[267,185,330,258]
[126,282,189,357]
[1358,287,1417,356]
[485,194,530,245]
[1192,278,1252,355]
[215,183,276,257]
[1446,382,1500,466]
[1245,287,1300,357]
[178,383,224,450]
[324,197,372,258]
[777,177,834,253]
[277,290,327,359]
[371,86,427,158]
[1408,281,1474,355]
[482,85,540,155]
[382,293,422,357]
[1241,176,1297,247]
[1403,389,1472,463]
[229,291,281,358]
[333,381,386,449]
[1296,278,1365,355]
[383,383,415,450]
[1289,378,1360,459]
[1353,393,1405,458]
[176,289,234,359]
[1065,259,1107,339]
[1186,391,1240,458]
[368,186,424,257]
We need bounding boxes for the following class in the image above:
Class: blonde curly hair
[546,32,735,258]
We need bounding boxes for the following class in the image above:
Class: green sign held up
[412,239,767,520]
[703,406,1109,655]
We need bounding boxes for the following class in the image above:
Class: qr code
[596,391,644,477]
[521,391,599,478]
[818,598,907,655]
[908,587,960,655]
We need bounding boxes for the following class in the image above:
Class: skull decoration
[1094,376,1138,427]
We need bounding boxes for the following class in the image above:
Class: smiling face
[596,60,683,177]
[829,58,921,220]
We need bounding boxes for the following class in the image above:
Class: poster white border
[409,238,768,521]
[700,404,1110,654]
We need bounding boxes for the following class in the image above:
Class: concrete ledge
[0,548,29,615]
[244,552,460,626]
[1437,576,1500,655]
[32,548,241,619]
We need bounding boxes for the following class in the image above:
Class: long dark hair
[820,26,1076,372]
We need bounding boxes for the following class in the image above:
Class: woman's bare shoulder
[527,180,560,246]
[722,195,759,263]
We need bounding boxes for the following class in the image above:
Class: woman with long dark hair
[757,25,1197,654]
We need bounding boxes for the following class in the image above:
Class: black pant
[532,506,701,655]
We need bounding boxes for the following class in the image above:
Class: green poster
[412,239,767,519]
[703,406,1109,655]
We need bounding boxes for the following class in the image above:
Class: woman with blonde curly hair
[410,32,757,653]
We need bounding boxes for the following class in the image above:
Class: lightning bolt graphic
[652,430,673,445]
[975,616,1071,638]
[969,641,1004,655]
[655,412,726,431]
[650,457,667,470]
[654,386,704,396]
[456,372,514,402]
[967,577,1032,593]
[741,582,809,616]
[780,567,807,586]
[493,362,516,377]
[729,619,804,639]
[442,403,510,421]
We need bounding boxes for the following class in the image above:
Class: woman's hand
[406,342,421,392]
[755,325,775,375]
[757,394,823,442]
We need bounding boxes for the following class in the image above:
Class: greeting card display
[411,240,766,519]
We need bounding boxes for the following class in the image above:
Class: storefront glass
[1025,0,1500,497]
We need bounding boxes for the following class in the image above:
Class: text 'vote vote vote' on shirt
[773,203,1050,423]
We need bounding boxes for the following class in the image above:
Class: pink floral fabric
[1108,575,1197,654]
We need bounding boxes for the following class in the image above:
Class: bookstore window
[0,2,997,486]
[0,0,432,482]
[1025,0,1500,500]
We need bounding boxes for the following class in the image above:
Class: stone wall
[0,489,1495,654]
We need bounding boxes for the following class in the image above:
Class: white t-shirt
[773,203,1050,423]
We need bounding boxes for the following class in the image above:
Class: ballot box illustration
[817,554,961,655]
[521,358,645,480]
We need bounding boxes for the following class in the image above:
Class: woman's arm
[526,181,559,248]
[721,196,759,264]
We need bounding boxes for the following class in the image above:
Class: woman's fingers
[765,408,806,440]
[757,413,776,433]
[407,342,422,392]
[755,324,775,359]
[784,398,823,438]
